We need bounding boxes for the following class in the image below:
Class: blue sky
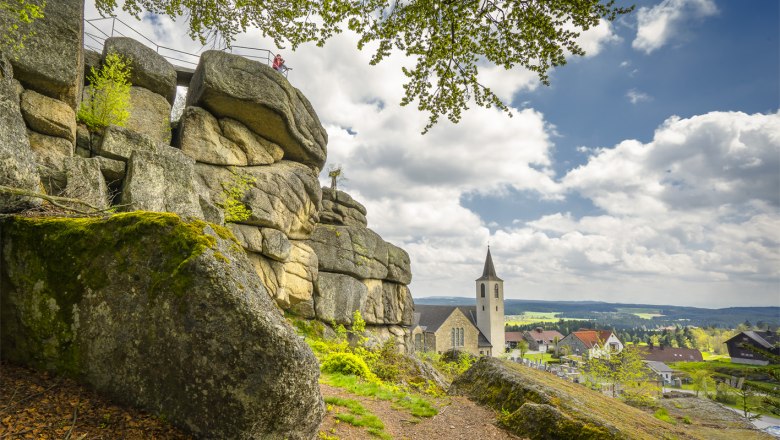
[87,0,780,308]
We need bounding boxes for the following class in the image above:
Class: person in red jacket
[272,54,285,71]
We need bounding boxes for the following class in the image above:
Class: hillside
[416,297,780,328]
[450,357,770,440]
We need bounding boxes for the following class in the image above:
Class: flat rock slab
[187,51,327,170]
[0,0,84,109]
[0,213,325,439]
[103,37,177,104]
[62,157,109,210]
[95,125,158,162]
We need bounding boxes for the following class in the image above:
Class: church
[411,248,505,357]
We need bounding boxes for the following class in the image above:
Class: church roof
[476,248,503,281]
[414,305,493,347]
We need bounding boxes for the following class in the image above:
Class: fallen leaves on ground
[0,361,191,439]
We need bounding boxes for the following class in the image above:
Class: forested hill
[414,297,780,329]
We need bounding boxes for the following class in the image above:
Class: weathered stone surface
[27,131,71,194]
[178,106,246,166]
[83,49,101,76]
[20,89,76,142]
[314,272,367,325]
[0,213,325,439]
[320,199,368,228]
[194,161,321,239]
[0,55,41,212]
[364,325,412,355]
[62,157,109,210]
[363,280,414,325]
[178,107,284,166]
[228,223,265,253]
[322,187,367,215]
[127,86,172,144]
[103,37,177,104]
[284,241,318,305]
[247,241,316,309]
[121,147,203,219]
[387,244,412,285]
[76,123,91,152]
[262,227,291,261]
[95,125,157,162]
[0,0,84,109]
[187,51,327,169]
[305,224,389,280]
[219,118,284,165]
[93,156,126,183]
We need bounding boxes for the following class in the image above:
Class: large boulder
[186,51,327,169]
[20,89,77,143]
[195,161,321,239]
[0,0,84,109]
[314,272,367,325]
[0,212,325,439]
[0,54,41,212]
[121,147,203,219]
[126,86,172,144]
[102,37,177,104]
[305,224,390,280]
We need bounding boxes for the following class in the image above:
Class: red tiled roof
[524,329,564,343]
[572,330,615,349]
[505,332,524,342]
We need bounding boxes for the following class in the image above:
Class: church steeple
[475,246,505,357]
[476,247,503,282]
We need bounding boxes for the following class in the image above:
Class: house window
[480,283,485,297]
[494,284,499,298]
[482,305,484,311]
[496,306,498,311]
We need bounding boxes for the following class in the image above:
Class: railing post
[111,18,115,37]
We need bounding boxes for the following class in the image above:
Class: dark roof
[638,346,703,363]
[731,331,780,349]
[644,360,673,373]
[476,247,503,281]
[505,331,524,342]
[524,329,565,343]
[414,304,493,347]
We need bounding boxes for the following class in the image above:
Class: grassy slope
[452,357,707,440]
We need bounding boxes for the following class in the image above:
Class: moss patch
[0,212,223,374]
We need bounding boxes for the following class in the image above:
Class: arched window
[480,283,485,297]
[494,284,499,298]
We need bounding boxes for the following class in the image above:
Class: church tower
[475,247,505,356]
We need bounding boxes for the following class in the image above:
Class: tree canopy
[94,0,633,132]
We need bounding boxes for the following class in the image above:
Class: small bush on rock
[78,52,132,131]
[321,352,377,382]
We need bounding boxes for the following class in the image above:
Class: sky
[85,0,780,308]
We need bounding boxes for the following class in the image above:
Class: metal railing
[84,17,290,77]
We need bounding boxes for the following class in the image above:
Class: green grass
[523,352,556,363]
[325,396,391,440]
[671,360,774,372]
[323,373,438,418]
[653,408,676,424]
[701,352,730,361]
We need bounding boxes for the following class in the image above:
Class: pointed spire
[476,247,503,281]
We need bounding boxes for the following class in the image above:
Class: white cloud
[626,89,652,104]
[633,0,719,54]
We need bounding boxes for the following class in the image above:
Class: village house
[520,327,564,353]
[725,331,780,365]
[638,345,703,363]
[644,361,674,385]
[412,248,505,357]
[557,330,623,359]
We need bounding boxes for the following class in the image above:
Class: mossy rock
[0,212,324,439]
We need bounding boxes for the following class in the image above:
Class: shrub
[653,408,675,424]
[321,352,377,381]
[78,52,132,131]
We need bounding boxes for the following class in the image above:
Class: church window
[496,306,498,311]
[451,328,465,347]
[460,328,464,346]
[482,305,484,311]
[480,283,485,297]
[494,284,499,298]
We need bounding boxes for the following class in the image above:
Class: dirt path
[319,383,523,440]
